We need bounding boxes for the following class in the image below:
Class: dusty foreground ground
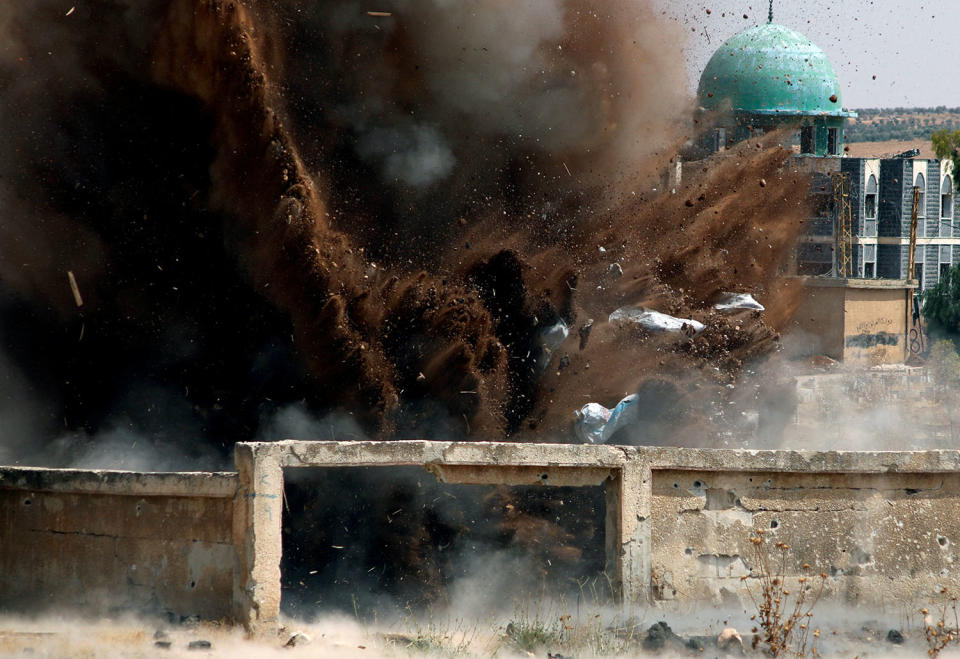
[0,609,958,658]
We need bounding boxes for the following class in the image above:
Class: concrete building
[696,20,853,158]
[694,10,957,284]
[795,156,957,288]
[792,277,911,365]
[690,8,960,363]
[694,10,957,293]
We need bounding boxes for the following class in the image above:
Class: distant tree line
[844,107,960,143]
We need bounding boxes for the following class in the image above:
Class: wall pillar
[604,459,652,610]
[233,442,283,635]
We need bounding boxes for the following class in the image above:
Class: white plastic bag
[608,306,704,335]
[573,403,611,444]
[574,394,640,444]
[714,292,764,312]
[536,319,569,371]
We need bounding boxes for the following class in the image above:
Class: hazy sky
[654,0,960,109]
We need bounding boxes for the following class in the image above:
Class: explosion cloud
[0,0,811,455]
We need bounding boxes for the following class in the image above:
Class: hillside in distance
[845,106,960,143]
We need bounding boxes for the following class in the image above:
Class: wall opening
[865,174,878,220]
[827,127,840,156]
[278,467,607,619]
[942,176,954,236]
[800,126,815,154]
[916,175,927,219]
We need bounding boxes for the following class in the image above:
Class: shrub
[742,529,826,657]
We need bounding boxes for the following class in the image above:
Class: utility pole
[908,185,920,282]
[907,185,921,360]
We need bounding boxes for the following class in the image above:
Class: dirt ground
[843,139,937,159]
[0,611,954,658]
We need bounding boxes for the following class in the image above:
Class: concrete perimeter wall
[6,442,960,632]
[0,467,238,621]
[233,441,960,633]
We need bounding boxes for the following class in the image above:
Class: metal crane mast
[832,172,853,277]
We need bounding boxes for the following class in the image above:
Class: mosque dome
[697,23,852,117]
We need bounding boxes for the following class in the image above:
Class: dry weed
[922,588,960,657]
[742,529,826,657]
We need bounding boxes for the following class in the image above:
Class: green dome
[698,23,852,117]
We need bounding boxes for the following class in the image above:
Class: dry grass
[922,588,960,657]
[743,529,826,658]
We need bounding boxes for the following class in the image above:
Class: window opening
[916,173,927,218]
[940,246,952,284]
[800,126,815,154]
[864,175,878,220]
[942,176,954,220]
[827,128,840,155]
[863,244,876,278]
[713,128,725,152]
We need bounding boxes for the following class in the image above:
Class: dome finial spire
[768,0,774,22]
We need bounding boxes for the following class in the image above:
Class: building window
[863,244,876,278]
[713,128,725,152]
[800,126,815,154]
[916,262,924,289]
[827,127,840,155]
[864,174,878,219]
[942,176,954,219]
[916,173,927,218]
[940,246,952,285]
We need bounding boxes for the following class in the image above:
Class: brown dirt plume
[147,0,809,443]
[0,0,811,450]
[151,0,514,436]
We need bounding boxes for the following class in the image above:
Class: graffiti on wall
[845,331,900,349]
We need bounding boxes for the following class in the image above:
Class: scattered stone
[642,621,685,652]
[608,262,623,278]
[718,627,743,652]
[188,640,212,650]
[886,629,905,644]
[154,640,172,649]
[685,636,705,651]
[154,630,170,641]
[577,319,593,350]
[285,631,312,647]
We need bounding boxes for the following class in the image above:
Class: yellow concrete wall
[651,467,960,607]
[0,469,238,620]
[841,287,907,365]
[791,286,846,359]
